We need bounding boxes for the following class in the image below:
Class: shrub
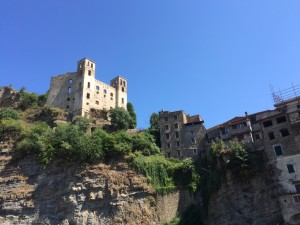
[0,118,24,140]
[0,108,19,120]
[127,102,137,129]
[110,107,132,130]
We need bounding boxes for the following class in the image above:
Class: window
[167,142,171,148]
[165,125,169,130]
[87,93,90,99]
[67,98,70,101]
[103,89,107,94]
[120,80,123,85]
[175,123,179,129]
[277,116,287,124]
[96,86,99,91]
[255,134,260,140]
[88,82,90,88]
[91,63,93,68]
[167,152,171,158]
[165,133,170,139]
[110,93,113,97]
[280,128,289,137]
[164,117,168,122]
[175,132,179,138]
[122,87,125,92]
[177,150,182,157]
[268,132,275,140]
[263,120,273,127]
[193,149,197,155]
[123,81,126,87]
[69,79,73,84]
[88,70,91,76]
[176,141,180,147]
[297,104,300,109]
[191,138,196,144]
[174,115,178,120]
[237,124,244,128]
[79,82,82,87]
[122,98,124,104]
[103,94,106,98]
[191,130,194,135]
[296,184,300,193]
[66,105,69,109]
[96,101,99,105]
[293,195,300,203]
[287,164,295,173]
[273,145,283,156]
[68,87,72,94]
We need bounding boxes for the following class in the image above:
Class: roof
[207,116,246,131]
[186,115,203,124]
[77,57,96,64]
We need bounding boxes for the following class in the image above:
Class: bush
[127,102,137,129]
[110,107,132,130]
[18,88,48,110]
[0,118,24,140]
[0,108,19,120]
[131,132,161,156]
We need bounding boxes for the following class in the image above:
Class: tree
[149,112,159,130]
[0,108,19,120]
[127,102,137,129]
[110,107,132,130]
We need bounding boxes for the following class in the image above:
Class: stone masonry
[47,58,127,118]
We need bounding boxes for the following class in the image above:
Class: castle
[47,58,127,118]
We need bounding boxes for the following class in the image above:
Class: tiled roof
[186,115,203,124]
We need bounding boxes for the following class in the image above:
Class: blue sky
[1,1,300,129]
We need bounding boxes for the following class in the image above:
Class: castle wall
[47,58,128,118]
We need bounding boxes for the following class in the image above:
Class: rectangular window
[165,133,170,139]
[276,116,287,124]
[174,115,178,120]
[287,164,295,173]
[176,141,180,147]
[67,98,70,101]
[164,117,168,122]
[110,93,113,97]
[193,149,197,155]
[103,89,107,94]
[263,120,273,127]
[86,93,90,99]
[96,101,99,105]
[293,195,300,203]
[274,145,283,156]
[280,129,289,137]
[268,132,275,140]
[255,133,260,140]
[191,138,196,144]
[175,123,179,129]
[177,150,182,157]
[175,132,179,138]
[165,125,169,130]
[122,98,124,104]
[96,86,99,91]
[167,142,171,148]
[296,184,300,193]
[87,82,90,88]
[88,70,91,76]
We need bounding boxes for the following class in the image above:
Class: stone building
[159,110,206,159]
[47,58,127,118]
[207,84,300,224]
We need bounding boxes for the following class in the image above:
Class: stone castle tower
[47,58,127,117]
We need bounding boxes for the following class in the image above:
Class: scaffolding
[271,83,300,105]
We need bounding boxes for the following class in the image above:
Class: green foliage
[19,88,48,110]
[131,132,161,156]
[127,102,137,129]
[128,153,199,195]
[0,108,19,120]
[149,112,159,130]
[0,118,24,140]
[110,107,132,130]
[164,217,181,225]
[72,116,91,131]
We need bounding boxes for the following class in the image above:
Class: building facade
[47,58,127,118]
[159,110,206,159]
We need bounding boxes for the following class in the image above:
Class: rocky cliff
[207,166,284,225]
[0,140,162,225]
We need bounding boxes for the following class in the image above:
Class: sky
[1,1,300,129]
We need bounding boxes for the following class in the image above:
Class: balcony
[289,114,300,126]
[230,126,251,135]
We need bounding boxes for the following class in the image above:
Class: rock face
[207,166,284,225]
[0,142,161,225]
